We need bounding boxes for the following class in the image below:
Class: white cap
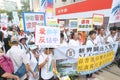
[29,45,37,50]
[11,36,19,42]
[19,35,27,41]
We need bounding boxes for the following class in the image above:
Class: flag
[40,0,47,12]
[109,0,120,23]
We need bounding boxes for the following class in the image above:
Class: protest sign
[93,14,104,26]
[0,13,8,28]
[54,42,118,76]
[35,26,60,48]
[22,12,46,33]
[77,19,93,31]
[46,18,59,27]
[12,11,19,25]
[69,20,77,29]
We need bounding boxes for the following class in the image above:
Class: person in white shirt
[107,30,117,43]
[6,36,29,80]
[38,48,57,80]
[95,28,107,45]
[27,44,39,80]
[86,31,97,46]
[60,32,68,47]
[69,31,81,46]
[85,30,97,80]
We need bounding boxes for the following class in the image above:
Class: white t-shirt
[69,39,80,46]
[107,35,117,43]
[39,52,54,79]
[6,46,27,72]
[18,43,29,54]
[27,52,39,80]
[86,39,95,46]
[95,35,106,45]
[60,41,68,47]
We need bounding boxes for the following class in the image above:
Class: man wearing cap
[6,36,29,80]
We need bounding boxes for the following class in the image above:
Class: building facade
[54,0,120,27]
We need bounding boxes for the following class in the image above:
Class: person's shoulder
[86,39,92,45]
[39,52,45,57]
[69,39,74,43]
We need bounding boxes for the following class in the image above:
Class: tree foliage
[0,1,31,21]
[0,9,13,21]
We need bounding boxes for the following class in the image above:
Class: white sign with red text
[35,26,60,48]
[77,19,93,31]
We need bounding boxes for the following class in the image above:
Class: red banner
[56,0,113,15]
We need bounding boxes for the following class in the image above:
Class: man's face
[73,32,78,40]
[111,30,116,37]
[91,33,96,40]
[21,38,26,44]
[100,29,105,35]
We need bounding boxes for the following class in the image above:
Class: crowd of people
[0,25,120,80]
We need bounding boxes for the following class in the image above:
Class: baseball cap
[29,44,37,50]
[11,36,19,42]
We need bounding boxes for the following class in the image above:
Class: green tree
[0,9,13,21]
[0,0,31,21]
[21,1,30,12]
[17,1,31,18]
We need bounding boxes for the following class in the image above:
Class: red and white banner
[55,0,113,19]
[56,0,113,15]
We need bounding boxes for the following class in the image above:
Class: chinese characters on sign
[54,42,118,76]
[93,14,104,26]
[69,20,77,29]
[35,26,60,48]
[78,19,93,31]
[22,12,45,32]
[46,19,59,27]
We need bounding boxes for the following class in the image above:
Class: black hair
[0,31,3,42]
[12,41,19,44]
[93,25,98,30]
[28,42,35,45]
[109,26,117,31]
[45,48,54,50]
[89,30,96,36]
[71,31,77,39]
[117,27,120,30]
[60,32,64,39]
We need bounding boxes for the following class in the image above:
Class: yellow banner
[77,50,114,71]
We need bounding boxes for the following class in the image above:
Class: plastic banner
[54,42,118,76]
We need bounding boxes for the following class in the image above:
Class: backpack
[0,55,14,74]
